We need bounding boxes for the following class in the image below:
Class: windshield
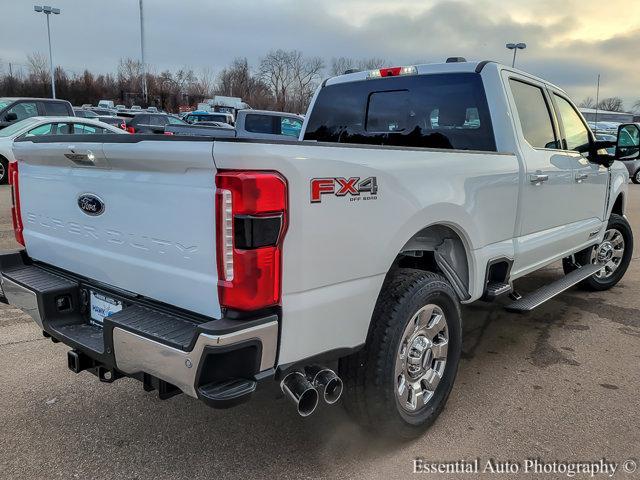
[0,117,40,137]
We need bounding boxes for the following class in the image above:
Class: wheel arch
[392,222,474,301]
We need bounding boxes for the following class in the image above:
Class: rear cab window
[245,114,276,134]
[44,102,71,116]
[304,72,496,151]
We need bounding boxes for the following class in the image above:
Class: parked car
[0,97,74,130]
[124,112,187,133]
[89,107,117,116]
[130,105,142,111]
[73,108,100,119]
[115,104,126,111]
[97,116,127,131]
[183,111,235,126]
[146,107,158,113]
[166,109,304,140]
[614,124,640,183]
[0,116,125,183]
[98,100,115,109]
[2,61,635,438]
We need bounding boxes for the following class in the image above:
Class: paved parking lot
[0,184,638,479]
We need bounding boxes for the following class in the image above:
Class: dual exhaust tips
[280,365,343,417]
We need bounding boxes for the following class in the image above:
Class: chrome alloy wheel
[590,228,625,280]
[0,161,5,184]
[395,304,449,412]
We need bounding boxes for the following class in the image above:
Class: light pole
[34,5,60,99]
[139,0,148,105]
[506,43,526,68]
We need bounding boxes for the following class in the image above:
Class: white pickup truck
[2,60,638,438]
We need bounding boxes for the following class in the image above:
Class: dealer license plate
[89,290,122,325]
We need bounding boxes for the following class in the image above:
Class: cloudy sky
[1,0,639,109]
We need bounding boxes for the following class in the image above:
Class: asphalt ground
[0,183,638,479]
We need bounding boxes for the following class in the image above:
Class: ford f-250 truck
[1,60,638,438]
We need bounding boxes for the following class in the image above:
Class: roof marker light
[368,66,417,79]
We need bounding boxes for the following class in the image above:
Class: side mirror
[615,123,640,160]
[5,112,18,122]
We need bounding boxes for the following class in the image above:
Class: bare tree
[117,57,143,93]
[190,68,215,98]
[330,57,356,76]
[26,52,49,85]
[357,57,387,70]
[579,96,596,109]
[259,49,297,110]
[259,50,324,111]
[289,52,324,113]
[632,100,640,114]
[597,97,625,112]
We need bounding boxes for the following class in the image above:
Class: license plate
[89,291,122,325]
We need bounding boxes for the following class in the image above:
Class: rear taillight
[120,122,126,130]
[164,131,174,136]
[215,171,288,311]
[8,162,24,246]
[126,126,135,134]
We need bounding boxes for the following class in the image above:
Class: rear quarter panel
[213,141,519,364]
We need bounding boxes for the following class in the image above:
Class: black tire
[633,170,640,185]
[563,213,633,291]
[0,156,7,185]
[339,269,462,439]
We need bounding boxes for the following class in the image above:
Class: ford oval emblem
[77,194,105,216]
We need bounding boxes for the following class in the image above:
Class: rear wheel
[339,270,462,438]
[563,213,633,291]
[0,157,7,185]
[633,170,640,184]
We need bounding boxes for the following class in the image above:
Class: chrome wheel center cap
[406,335,432,378]
[597,242,614,262]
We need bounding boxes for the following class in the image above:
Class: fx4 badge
[310,177,378,203]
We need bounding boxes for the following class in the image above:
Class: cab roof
[324,60,564,93]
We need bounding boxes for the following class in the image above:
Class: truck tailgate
[12,139,221,318]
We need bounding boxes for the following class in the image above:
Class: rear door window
[304,72,496,151]
[508,79,558,149]
[44,102,70,116]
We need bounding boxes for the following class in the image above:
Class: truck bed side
[212,140,520,364]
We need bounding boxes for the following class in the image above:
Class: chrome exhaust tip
[305,365,343,405]
[280,371,319,417]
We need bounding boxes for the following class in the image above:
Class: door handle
[575,173,589,183]
[529,174,549,184]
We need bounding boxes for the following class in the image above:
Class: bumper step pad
[104,305,199,351]
[2,264,77,293]
[198,378,257,408]
[505,263,601,313]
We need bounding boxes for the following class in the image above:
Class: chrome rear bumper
[0,253,278,405]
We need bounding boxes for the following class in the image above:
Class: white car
[1,61,636,438]
[0,116,126,184]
